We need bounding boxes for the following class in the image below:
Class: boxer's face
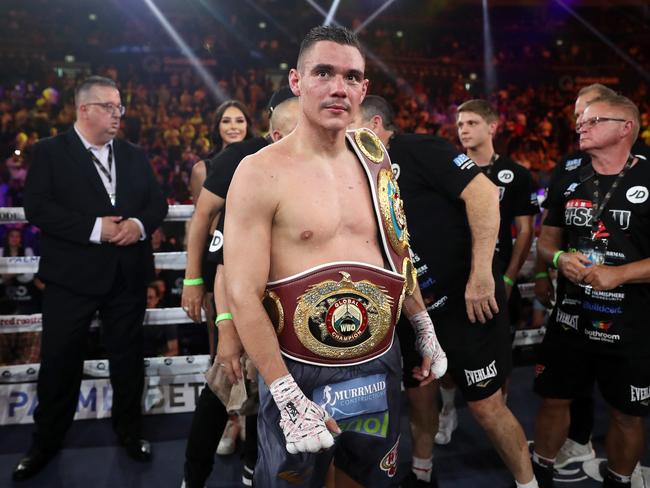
[290,41,368,131]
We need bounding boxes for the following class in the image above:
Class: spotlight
[556,39,564,46]
[279,62,288,70]
[258,21,267,29]
[14,150,21,156]
[465,83,471,91]
[89,13,97,21]
[65,55,75,63]
[469,72,478,80]
[396,30,403,38]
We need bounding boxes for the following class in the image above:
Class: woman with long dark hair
[182,99,256,488]
[188,100,253,201]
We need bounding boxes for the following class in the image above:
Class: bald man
[182,93,299,488]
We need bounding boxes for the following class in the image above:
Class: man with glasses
[532,94,650,488]
[13,76,167,481]
[533,83,617,471]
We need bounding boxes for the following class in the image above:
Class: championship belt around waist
[264,262,406,366]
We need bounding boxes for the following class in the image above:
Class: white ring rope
[0,308,206,334]
[0,354,210,383]
[0,204,542,390]
[0,204,212,389]
[0,205,194,224]
[0,252,187,273]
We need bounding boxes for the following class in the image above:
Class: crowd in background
[0,0,649,364]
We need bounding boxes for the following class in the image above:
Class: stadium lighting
[324,0,341,27]
[353,0,397,34]
[482,0,497,95]
[142,0,228,102]
[553,0,649,82]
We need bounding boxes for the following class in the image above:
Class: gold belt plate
[294,271,394,359]
[378,168,409,253]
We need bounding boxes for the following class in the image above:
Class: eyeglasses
[575,116,628,133]
[85,102,126,117]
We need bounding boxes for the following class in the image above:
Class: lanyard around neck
[88,144,113,184]
[483,153,499,177]
[589,153,634,238]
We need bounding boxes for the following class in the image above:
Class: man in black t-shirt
[457,99,539,289]
[433,100,539,445]
[182,94,299,488]
[354,96,538,488]
[532,94,650,488]
[533,84,650,473]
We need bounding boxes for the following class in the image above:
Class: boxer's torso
[262,133,386,281]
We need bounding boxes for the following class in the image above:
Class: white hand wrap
[408,310,448,378]
[269,374,335,454]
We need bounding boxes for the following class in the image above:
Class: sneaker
[434,408,457,445]
[400,471,439,487]
[242,463,254,487]
[532,459,555,488]
[554,438,595,468]
[216,417,240,456]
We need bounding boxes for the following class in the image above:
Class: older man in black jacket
[13,76,168,481]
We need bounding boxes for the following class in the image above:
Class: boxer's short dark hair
[297,26,364,70]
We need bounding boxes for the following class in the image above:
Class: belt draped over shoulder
[264,128,418,366]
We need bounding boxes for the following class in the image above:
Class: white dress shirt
[74,125,146,244]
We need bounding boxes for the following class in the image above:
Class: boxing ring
[0,205,211,425]
[0,205,544,426]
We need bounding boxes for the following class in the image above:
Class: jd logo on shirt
[209,230,224,252]
[626,186,648,204]
[497,170,514,183]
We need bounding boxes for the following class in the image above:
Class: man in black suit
[13,76,168,481]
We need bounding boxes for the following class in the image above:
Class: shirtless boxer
[224,26,447,487]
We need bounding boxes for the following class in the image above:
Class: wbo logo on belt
[312,374,388,422]
[294,272,394,360]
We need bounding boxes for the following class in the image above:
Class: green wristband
[552,250,565,269]
[183,277,204,286]
[502,275,514,286]
[215,312,233,326]
[535,271,550,279]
